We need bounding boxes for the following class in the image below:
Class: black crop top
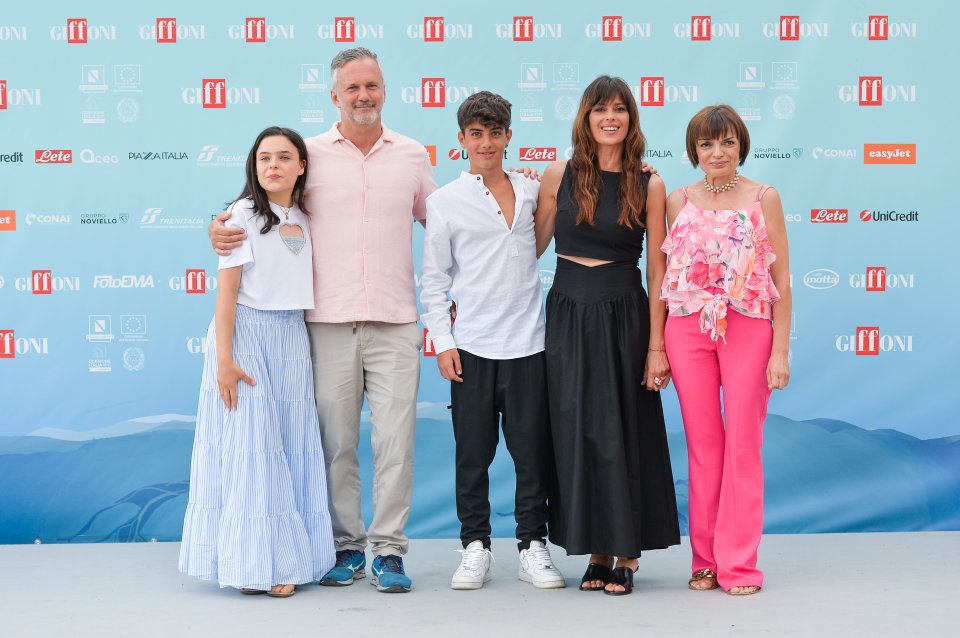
[554,164,648,262]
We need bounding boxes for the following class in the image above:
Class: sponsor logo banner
[863,144,916,164]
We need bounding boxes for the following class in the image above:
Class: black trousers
[450,349,552,548]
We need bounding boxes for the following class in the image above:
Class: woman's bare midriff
[558,254,614,267]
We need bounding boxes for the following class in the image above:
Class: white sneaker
[451,540,492,590]
[518,540,566,589]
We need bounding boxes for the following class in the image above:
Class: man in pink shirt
[211,47,436,593]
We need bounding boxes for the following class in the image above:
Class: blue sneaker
[370,555,411,593]
[320,549,366,586]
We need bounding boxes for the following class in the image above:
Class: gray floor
[0,533,955,637]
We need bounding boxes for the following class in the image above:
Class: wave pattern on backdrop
[0,1,954,543]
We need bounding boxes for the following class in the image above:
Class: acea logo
[496,16,562,41]
[586,16,652,40]
[317,17,383,41]
[764,16,828,40]
[851,16,917,40]
[182,79,260,108]
[849,266,915,291]
[50,18,116,43]
[673,16,740,40]
[0,329,49,359]
[407,17,473,41]
[140,18,206,42]
[802,269,839,289]
[228,18,295,42]
[633,77,698,106]
[836,327,913,355]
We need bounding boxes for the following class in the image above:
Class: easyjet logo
[863,144,916,164]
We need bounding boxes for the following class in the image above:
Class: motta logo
[519,147,557,161]
[0,210,16,231]
[423,328,437,357]
[587,17,652,40]
[421,78,445,107]
[849,267,915,291]
[810,208,848,223]
[496,17,562,40]
[763,16,828,39]
[409,16,473,41]
[863,144,916,165]
[802,269,840,289]
[851,16,917,40]
[0,330,49,358]
[35,149,72,164]
[836,326,913,355]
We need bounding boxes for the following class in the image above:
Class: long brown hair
[233,126,310,234]
[569,76,647,228]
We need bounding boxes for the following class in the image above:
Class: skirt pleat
[179,305,335,590]
[545,260,680,556]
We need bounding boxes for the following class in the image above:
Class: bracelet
[649,348,666,352]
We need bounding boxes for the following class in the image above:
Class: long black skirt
[545,259,680,557]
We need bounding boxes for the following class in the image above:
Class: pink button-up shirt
[303,123,436,323]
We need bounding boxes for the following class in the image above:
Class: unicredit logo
[519,147,556,161]
[810,208,847,223]
[35,149,72,164]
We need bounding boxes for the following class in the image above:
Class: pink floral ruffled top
[660,185,780,342]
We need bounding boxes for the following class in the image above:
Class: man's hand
[507,166,542,181]
[640,161,658,175]
[437,349,463,382]
[210,210,246,256]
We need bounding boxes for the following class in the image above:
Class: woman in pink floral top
[654,105,792,596]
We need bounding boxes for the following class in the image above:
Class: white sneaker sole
[451,573,491,590]
[519,571,566,589]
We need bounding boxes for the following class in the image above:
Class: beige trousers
[306,321,421,557]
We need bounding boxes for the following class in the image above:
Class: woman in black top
[535,76,680,595]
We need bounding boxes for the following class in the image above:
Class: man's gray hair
[330,47,379,84]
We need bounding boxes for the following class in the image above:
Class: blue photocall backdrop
[0,1,955,543]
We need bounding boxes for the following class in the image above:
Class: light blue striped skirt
[179,304,335,589]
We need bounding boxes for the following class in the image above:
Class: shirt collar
[325,122,394,145]
[459,170,520,192]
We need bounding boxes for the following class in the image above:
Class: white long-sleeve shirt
[419,171,545,360]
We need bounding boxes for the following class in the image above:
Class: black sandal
[603,566,635,596]
[579,563,612,591]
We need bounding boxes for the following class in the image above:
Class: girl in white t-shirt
[179,127,335,598]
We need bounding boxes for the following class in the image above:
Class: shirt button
[497,211,502,215]
[485,191,490,195]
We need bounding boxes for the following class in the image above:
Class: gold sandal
[725,585,761,596]
[688,568,719,591]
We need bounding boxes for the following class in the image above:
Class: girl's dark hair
[232,126,309,234]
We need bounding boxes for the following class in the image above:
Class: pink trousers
[665,311,772,589]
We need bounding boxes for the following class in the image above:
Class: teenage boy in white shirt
[420,91,565,590]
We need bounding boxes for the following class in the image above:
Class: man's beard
[347,103,380,125]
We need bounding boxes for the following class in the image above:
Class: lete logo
[35,149,72,164]
[519,147,556,161]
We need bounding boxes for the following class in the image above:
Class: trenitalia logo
[408,17,473,41]
[519,147,557,161]
[851,17,917,40]
[810,208,848,223]
[0,81,42,109]
[50,19,116,42]
[226,19,295,41]
[763,16,828,39]
[140,18,206,42]
[182,80,261,108]
[849,267,915,291]
[835,327,913,355]
[35,149,72,164]
[863,144,916,164]
[316,18,383,41]
[496,17,562,40]
[586,17,652,41]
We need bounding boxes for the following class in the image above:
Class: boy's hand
[437,349,463,382]
[210,211,246,256]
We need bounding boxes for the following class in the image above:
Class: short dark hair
[685,104,751,167]
[456,91,512,132]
